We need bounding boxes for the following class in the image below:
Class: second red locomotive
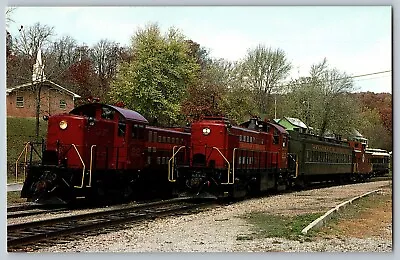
[172,116,294,198]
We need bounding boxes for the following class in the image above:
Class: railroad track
[7,197,213,250]
[7,207,70,219]
[7,203,52,213]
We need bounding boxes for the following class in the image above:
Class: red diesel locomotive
[21,103,190,204]
[172,116,295,198]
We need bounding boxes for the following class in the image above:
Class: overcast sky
[7,6,392,93]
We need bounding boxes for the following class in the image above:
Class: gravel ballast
[22,180,392,252]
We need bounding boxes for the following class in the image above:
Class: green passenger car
[287,130,354,185]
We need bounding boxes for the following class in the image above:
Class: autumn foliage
[354,92,392,134]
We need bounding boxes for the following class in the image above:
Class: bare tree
[90,39,121,79]
[310,58,355,136]
[45,35,80,81]
[6,7,16,27]
[89,39,123,98]
[14,22,55,58]
[241,45,292,117]
[286,58,356,137]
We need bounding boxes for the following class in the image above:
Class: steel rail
[7,197,212,249]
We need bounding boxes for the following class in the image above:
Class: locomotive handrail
[72,144,86,189]
[212,147,231,185]
[168,145,186,182]
[15,142,31,183]
[88,145,97,187]
[231,148,238,185]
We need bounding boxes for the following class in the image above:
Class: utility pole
[33,48,46,141]
[274,93,277,120]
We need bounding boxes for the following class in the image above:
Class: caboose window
[158,136,162,143]
[163,136,166,143]
[149,131,153,142]
[153,132,157,142]
[167,137,171,143]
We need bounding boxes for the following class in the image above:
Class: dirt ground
[318,186,392,239]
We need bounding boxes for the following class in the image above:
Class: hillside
[352,92,392,133]
[7,117,47,183]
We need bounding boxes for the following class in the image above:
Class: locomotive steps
[301,188,383,234]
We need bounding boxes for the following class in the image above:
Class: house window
[59,100,67,109]
[16,96,24,108]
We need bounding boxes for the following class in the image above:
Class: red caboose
[174,116,293,198]
[348,139,372,181]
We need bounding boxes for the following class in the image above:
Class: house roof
[283,117,308,129]
[6,80,81,98]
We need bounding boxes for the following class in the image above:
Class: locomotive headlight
[202,127,211,135]
[59,120,68,130]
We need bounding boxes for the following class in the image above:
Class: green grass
[7,191,26,204]
[6,117,47,183]
[238,212,323,241]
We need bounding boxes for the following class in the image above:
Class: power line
[279,69,391,87]
[348,70,391,79]
[353,74,391,82]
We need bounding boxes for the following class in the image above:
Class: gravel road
[16,180,392,252]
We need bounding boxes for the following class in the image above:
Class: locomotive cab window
[132,124,145,139]
[118,121,126,137]
[101,107,115,120]
[273,129,279,144]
